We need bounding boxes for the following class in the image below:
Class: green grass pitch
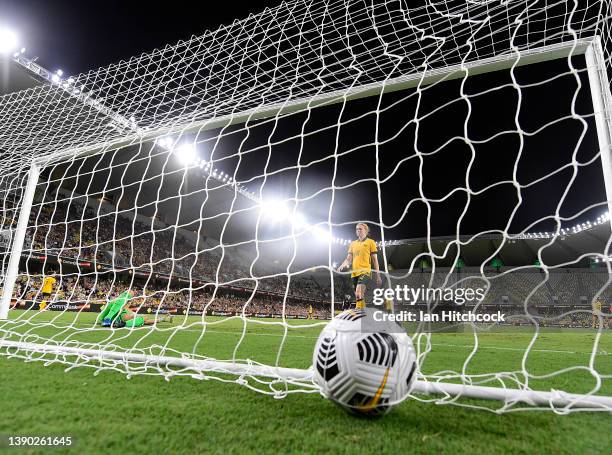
[1,309,612,454]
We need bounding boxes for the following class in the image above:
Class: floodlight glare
[0,28,18,54]
[157,137,174,149]
[292,212,306,228]
[312,226,331,243]
[175,143,197,166]
[261,199,291,222]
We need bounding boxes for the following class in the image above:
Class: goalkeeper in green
[97,291,173,328]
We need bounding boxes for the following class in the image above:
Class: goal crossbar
[36,38,594,168]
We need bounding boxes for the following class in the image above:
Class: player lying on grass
[337,222,383,310]
[97,291,173,328]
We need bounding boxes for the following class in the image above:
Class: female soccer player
[337,223,381,309]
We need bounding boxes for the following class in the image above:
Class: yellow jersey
[593,300,603,312]
[348,238,378,277]
[42,277,56,294]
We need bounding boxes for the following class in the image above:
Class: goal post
[585,35,612,224]
[0,163,39,319]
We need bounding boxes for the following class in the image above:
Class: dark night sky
[2,0,609,242]
[205,59,607,240]
[0,0,282,75]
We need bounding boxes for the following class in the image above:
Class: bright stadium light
[261,199,291,222]
[156,136,174,149]
[175,143,197,166]
[292,212,306,228]
[0,28,18,54]
[312,225,331,243]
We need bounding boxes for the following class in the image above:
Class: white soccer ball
[312,308,417,416]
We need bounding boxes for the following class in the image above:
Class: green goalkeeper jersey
[98,291,131,325]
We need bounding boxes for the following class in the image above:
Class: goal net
[1,0,612,412]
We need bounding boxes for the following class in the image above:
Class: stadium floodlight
[175,143,197,166]
[292,212,306,228]
[0,28,17,54]
[260,199,291,222]
[156,136,174,149]
[312,226,331,243]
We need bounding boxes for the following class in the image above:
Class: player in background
[592,299,603,329]
[40,270,57,309]
[308,304,314,319]
[337,223,382,309]
[97,291,172,328]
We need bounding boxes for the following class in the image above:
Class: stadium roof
[0,57,44,96]
[382,222,610,269]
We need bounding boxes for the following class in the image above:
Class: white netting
[1,0,612,412]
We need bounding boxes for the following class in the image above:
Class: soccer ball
[312,308,417,416]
